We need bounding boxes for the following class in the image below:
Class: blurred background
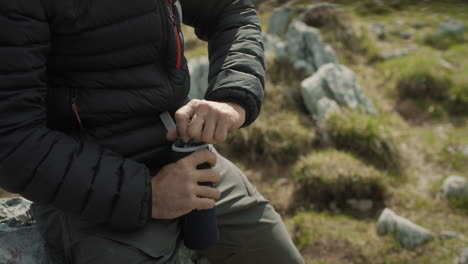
[2,0,468,263]
[184,0,468,263]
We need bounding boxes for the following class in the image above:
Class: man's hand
[167,99,246,144]
[151,149,221,219]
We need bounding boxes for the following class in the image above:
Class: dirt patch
[301,236,369,264]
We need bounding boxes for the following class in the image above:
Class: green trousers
[31,148,304,264]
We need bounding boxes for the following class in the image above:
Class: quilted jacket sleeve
[180,0,265,127]
[0,1,151,230]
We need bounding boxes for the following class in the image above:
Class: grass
[288,210,467,264]
[323,110,405,176]
[220,110,315,165]
[293,150,387,215]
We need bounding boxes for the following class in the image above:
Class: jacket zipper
[167,0,182,69]
[71,88,84,130]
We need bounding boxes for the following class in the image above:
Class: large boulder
[188,56,209,100]
[267,6,294,37]
[285,20,337,76]
[301,63,376,120]
[376,208,434,249]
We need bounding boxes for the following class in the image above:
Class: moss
[396,71,452,101]
[222,111,315,164]
[447,83,468,115]
[379,47,460,120]
[423,32,466,50]
[355,0,394,15]
[304,7,381,64]
[451,196,468,213]
[266,56,308,86]
[293,150,386,214]
[323,111,404,175]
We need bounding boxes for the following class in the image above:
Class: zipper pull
[71,90,84,130]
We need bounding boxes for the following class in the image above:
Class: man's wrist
[225,102,246,129]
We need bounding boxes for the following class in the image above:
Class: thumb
[166,127,178,142]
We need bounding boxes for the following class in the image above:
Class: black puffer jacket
[0,0,264,230]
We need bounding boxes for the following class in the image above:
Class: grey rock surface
[286,20,337,76]
[455,247,468,264]
[300,63,376,120]
[370,23,387,40]
[188,56,210,100]
[0,197,33,227]
[267,6,294,37]
[437,17,465,36]
[0,198,50,264]
[376,208,434,249]
[441,175,468,200]
[440,230,459,240]
[263,33,288,64]
[0,224,49,264]
[346,199,374,213]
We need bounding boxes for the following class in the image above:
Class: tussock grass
[323,110,405,176]
[222,111,315,164]
[293,150,387,215]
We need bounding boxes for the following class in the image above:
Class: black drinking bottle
[170,138,220,250]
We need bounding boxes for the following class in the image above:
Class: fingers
[194,185,221,200]
[185,148,217,168]
[193,198,216,210]
[194,169,221,184]
[175,102,196,141]
[166,127,178,142]
[214,119,229,143]
[174,100,244,144]
[201,115,216,143]
[187,111,205,140]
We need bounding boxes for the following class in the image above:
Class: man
[0,0,304,263]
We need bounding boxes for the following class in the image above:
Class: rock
[441,175,468,200]
[285,20,338,76]
[0,225,50,264]
[300,63,376,120]
[370,23,387,40]
[0,198,50,264]
[188,56,209,100]
[316,97,341,120]
[381,48,409,60]
[398,29,414,40]
[346,199,374,212]
[267,6,294,37]
[440,230,459,240]
[437,17,465,36]
[456,248,468,264]
[0,198,204,264]
[263,33,288,64]
[0,197,33,227]
[411,21,427,29]
[376,208,434,249]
